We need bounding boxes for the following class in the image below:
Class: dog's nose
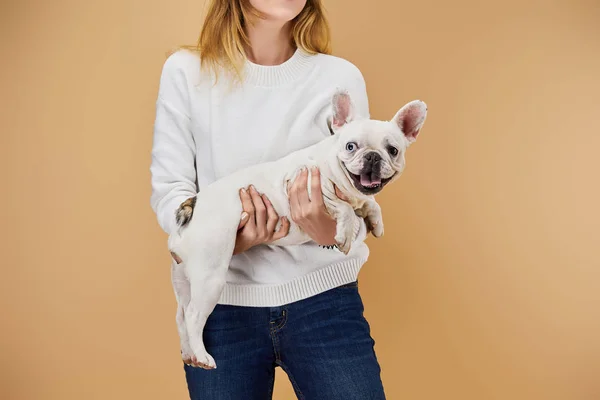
[364,152,382,164]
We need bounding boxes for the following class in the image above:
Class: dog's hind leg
[170,261,194,364]
[183,221,238,370]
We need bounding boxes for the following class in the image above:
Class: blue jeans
[183,281,386,399]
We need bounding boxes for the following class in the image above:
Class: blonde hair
[180,0,331,83]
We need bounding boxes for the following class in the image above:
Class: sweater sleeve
[149,53,198,235]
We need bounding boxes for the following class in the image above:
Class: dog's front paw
[363,200,384,238]
[334,231,353,255]
[367,218,384,238]
[335,236,351,254]
[334,207,356,255]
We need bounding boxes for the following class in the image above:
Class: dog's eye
[388,146,399,157]
[346,142,358,152]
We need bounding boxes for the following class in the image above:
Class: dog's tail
[175,196,197,227]
[169,196,197,264]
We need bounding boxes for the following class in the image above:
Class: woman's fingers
[296,167,310,207]
[249,185,267,237]
[238,211,250,230]
[263,194,279,237]
[239,187,255,221]
[271,216,290,241]
[288,177,301,221]
[238,184,291,247]
[309,166,324,207]
[289,167,310,221]
[238,187,257,243]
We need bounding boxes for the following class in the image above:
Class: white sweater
[150,48,371,307]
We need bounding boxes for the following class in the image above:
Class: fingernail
[241,212,249,220]
[312,165,318,172]
[240,188,246,193]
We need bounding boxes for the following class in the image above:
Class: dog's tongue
[360,174,381,187]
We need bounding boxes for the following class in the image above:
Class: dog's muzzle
[361,152,382,185]
[345,151,393,195]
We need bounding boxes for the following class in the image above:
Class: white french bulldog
[168,90,428,369]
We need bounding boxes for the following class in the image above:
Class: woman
[150,0,386,398]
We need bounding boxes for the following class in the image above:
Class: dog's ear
[392,100,428,143]
[331,90,355,129]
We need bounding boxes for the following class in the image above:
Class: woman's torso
[168,48,371,305]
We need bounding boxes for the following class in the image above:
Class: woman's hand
[288,166,338,246]
[233,185,290,255]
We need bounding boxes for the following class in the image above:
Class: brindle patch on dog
[176,196,197,227]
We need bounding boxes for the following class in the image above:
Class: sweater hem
[217,257,367,307]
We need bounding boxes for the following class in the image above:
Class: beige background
[2,0,600,399]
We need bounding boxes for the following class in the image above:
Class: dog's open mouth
[346,170,394,195]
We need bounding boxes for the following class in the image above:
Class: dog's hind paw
[187,351,216,370]
[182,352,193,366]
[181,340,195,366]
[175,196,197,227]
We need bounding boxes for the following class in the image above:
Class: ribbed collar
[243,48,315,87]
